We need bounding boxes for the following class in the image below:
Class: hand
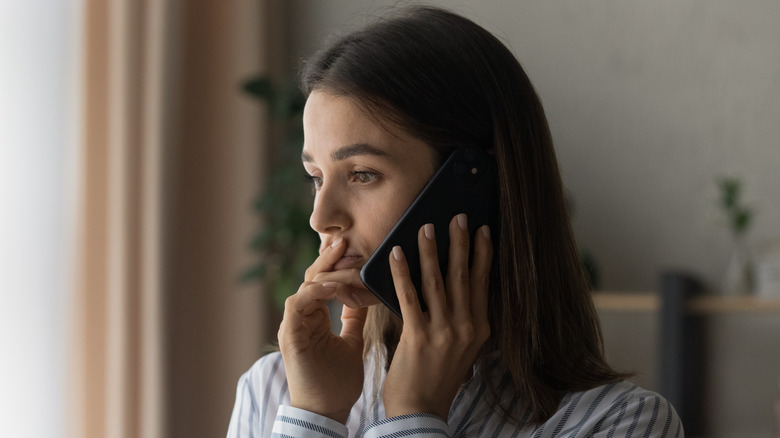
[310,267,380,309]
[277,239,372,424]
[382,214,493,420]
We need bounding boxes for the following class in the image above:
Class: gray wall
[286,0,780,293]
[284,1,780,436]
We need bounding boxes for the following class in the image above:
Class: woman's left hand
[382,214,493,420]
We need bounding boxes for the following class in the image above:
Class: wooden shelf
[593,292,780,314]
[593,292,659,312]
[686,295,780,314]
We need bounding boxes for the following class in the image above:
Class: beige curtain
[70,2,279,437]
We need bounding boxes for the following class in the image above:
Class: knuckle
[398,285,418,305]
[434,327,456,348]
[453,267,469,285]
[471,273,489,291]
[482,272,491,287]
[424,274,444,292]
[277,322,288,344]
[456,323,476,344]
[284,284,309,308]
[455,234,470,251]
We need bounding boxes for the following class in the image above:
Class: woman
[228,6,682,438]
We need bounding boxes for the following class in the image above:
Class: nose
[309,183,351,237]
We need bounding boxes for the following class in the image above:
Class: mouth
[333,253,365,270]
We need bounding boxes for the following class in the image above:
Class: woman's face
[302,90,438,271]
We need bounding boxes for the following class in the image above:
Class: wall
[284,1,780,436]
[285,0,780,294]
[599,308,780,437]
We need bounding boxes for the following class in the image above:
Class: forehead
[301,90,435,164]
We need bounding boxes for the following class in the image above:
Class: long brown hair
[300,6,627,426]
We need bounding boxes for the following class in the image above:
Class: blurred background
[1,1,778,437]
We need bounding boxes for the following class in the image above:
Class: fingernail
[392,246,404,261]
[351,293,363,307]
[423,223,434,240]
[331,238,343,248]
[457,214,467,230]
[322,282,337,289]
[481,225,491,239]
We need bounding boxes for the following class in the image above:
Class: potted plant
[240,76,319,308]
[717,176,755,295]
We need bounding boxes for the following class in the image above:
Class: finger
[279,282,337,344]
[340,305,368,347]
[470,225,493,324]
[312,269,380,308]
[282,282,338,326]
[388,246,424,327]
[447,214,471,317]
[340,289,380,308]
[312,268,364,287]
[417,223,447,317]
[304,238,347,281]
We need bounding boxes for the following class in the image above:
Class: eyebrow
[301,143,388,163]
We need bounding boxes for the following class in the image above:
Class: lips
[333,253,364,270]
[318,239,366,270]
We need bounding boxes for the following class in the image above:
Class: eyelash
[302,170,379,191]
[349,170,378,184]
[302,174,322,192]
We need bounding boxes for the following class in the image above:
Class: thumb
[340,304,368,346]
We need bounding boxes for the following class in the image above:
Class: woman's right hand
[277,239,369,424]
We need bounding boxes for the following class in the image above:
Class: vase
[722,236,752,296]
[755,240,780,299]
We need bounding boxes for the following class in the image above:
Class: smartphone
[359,147,499,319]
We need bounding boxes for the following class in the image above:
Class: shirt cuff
[273,405,349,438]
[364,413,451,437]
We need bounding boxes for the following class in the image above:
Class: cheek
[359,185,421,252]
[360,206,401,253]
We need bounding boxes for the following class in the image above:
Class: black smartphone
[359,147,499,319]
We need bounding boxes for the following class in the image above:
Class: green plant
[717,176,754,236]
[240,76,319,308]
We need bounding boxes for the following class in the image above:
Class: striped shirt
[227,351,683,438]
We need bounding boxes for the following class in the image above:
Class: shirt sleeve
[364,413,452,438]
[272,405,349,438]
[226,370,256,438]
[226,352,290,438]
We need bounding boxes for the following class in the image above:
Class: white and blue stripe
[227,351,683,437]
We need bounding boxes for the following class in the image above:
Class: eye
[349,170,378,184]
[303,174,323,191]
